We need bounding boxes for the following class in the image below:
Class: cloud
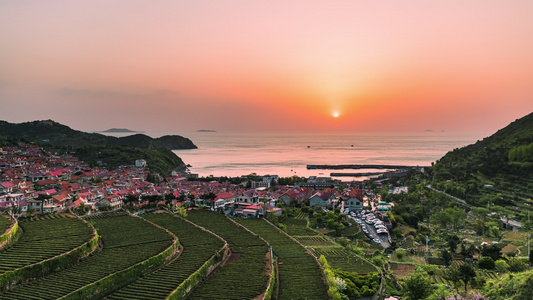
[52,88,181,100]
[53,88,144,99]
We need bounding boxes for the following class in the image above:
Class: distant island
[101,128,144,133]
[197,129,217,132]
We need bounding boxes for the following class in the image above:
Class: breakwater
[307,164,427,170]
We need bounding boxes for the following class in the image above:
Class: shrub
[338,238,350,248]
[396,249,407,260]
[478,257,495,269]
[508,258,527,272]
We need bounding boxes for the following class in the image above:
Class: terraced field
[296,236,335,246]
[430,261,498,286]
[238,218,329,300]
[106,212,225,300]
[0,213,174,299]
[280,218,317,236]
[312,248,377,274]
[186,211,269,300]
[0,214,93,274]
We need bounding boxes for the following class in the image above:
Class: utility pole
[425,235,429,263]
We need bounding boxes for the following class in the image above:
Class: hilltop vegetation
[429,112,533,207]
[0,120,196,176]
[0,120,196,150]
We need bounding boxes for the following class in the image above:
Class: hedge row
[0,217,18,250]
[263,248,276,300]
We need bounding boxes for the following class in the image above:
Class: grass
[501,231,527,243]
[389,262,416,279]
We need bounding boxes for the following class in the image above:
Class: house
[279,188,314,206]
[0,181,15,194]
[265,203,282,217]
[135,159,147,167]
[309,190,336,208]
[214,192,235,210]
[236,190,259,204]
[344,188,364,211]
[99,194,123,208]
[234,205,264,218]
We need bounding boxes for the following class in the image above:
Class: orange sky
[1,1,533,133]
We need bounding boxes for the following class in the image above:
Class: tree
[124,194,138,205]
[459,263,477,292]
[177,205,187,217]
[478,256,495,269]
[447,234,461,253]
[36,193,52,213]
[442,249,453,267]
[444,265,462,293]
[508,258,527,272]
[445,207,467,231]
[403,272,432,300]
[73,203,90,216]
[459,242,477,260]
[481,243,502,261]
[494,259,509,272]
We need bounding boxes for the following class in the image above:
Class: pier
[307,164,427,170]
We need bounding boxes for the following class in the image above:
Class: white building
[135,159,147,167]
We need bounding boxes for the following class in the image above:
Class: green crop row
[312,248,378,275]
[280,218,317,236]
[107,212,226,300]
[185,211,270,300]
[237,218,329,300]
[0,213,175,299]
[296,236,335,246]
[0,215,94,274]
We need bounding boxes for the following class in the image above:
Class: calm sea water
[163,131,485,180]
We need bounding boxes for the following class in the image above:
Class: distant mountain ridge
[0,120,197,150]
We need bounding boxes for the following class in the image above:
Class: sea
[105,130,485,180]
[168,131,486,180]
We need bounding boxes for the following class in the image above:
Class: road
[348,214,390,248]
[426,185,469,207]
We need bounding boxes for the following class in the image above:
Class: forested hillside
[429,112,533,207]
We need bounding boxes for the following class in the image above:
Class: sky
[1,1,533,134]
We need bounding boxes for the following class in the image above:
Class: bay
[168,131,485,180]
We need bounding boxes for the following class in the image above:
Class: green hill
[430,112,533,207]
[0,120,197,176]
[0,120,197,150]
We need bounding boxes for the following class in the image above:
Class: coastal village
[2,132,532,299]
[0,142,388,219]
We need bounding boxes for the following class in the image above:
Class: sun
[333,112,339,118]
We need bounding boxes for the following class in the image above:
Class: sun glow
[333,112,339,118]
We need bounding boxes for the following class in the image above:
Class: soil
[225,252,242,265]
